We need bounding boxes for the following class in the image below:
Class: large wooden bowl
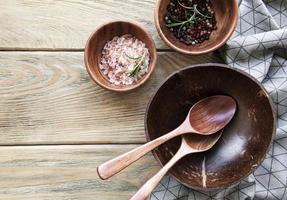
[84,20,157,92]
[145,63,276,190]
[154,0,238,54]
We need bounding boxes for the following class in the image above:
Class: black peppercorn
[165,0,217,45]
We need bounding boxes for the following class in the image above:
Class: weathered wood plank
[0,145,160,200]
[0,52,223,145]
[0,0,166,50]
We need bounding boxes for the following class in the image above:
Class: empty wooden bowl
[84,20,157,92]
[145,63,276,190]
[154,0,238,54]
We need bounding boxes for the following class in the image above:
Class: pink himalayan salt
[99,34,150,85]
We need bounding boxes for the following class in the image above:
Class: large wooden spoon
[130,131,223,200]
[97,95,236,180]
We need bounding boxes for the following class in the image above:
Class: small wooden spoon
[97,95,236,180]
[130,131,223,200]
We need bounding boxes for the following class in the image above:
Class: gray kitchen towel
[150,0,287,199]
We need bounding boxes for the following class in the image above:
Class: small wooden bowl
[145,63,276,190]
[154,0,238,55]
[84,20,157,92]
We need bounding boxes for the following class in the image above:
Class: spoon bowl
[188,95,236,134]
[183,131,223,151]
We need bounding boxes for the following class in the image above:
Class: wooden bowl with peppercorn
[84,20,157,92]
[155,0,238,55]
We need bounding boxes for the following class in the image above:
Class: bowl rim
[154,0,239,55]
[84,20,157,92]
[144,63,276,190]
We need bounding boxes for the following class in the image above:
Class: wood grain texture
[0,145,159,200]
[0,0,165,50]
[0,52,222,145]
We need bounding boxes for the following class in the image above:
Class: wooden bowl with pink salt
[84,20,157,92]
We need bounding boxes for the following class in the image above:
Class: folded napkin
[150,0,287,199]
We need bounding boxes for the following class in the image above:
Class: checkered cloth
[150,0,287,199]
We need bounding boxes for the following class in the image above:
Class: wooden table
[0,1,223,199]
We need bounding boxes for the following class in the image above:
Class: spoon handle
[130,147,189,200]
[97,127,184,180]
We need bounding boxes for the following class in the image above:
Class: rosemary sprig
[178,23,185,37]
[165,3,212,36]
[126,52,147,77]
[177,0,211,19]
[166,4,211,27]
[177,0,194,9]
[124,53,142,60]
[193,4,211,18]
[166,11,196,28]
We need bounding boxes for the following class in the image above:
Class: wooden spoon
[130,131,223,200]
[97,95,236,180]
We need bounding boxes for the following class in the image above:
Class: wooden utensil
[130,131,223,200]
[97,95,236,180]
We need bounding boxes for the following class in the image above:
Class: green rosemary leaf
[177,0,194,9]
[166,11,196,27]
[177,23,185,37]
[166,21,186,27]
[130,65,141,77]
[194,5,211,18]
[128,53,146,77]
[124,52,142,60]
[129,63,139,77]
